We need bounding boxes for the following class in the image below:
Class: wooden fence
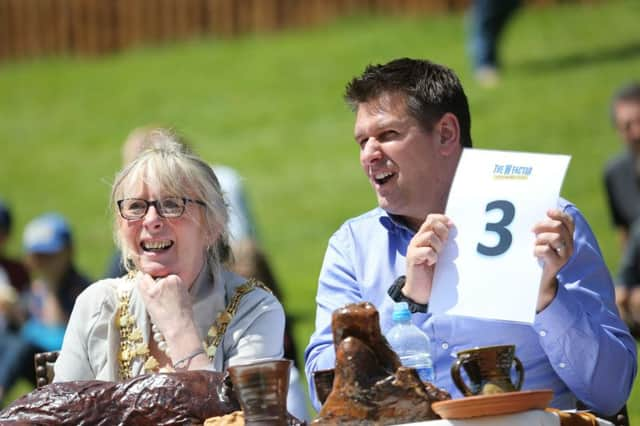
[0,0,593,62]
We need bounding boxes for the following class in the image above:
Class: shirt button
[441,342,449,350]
[559,362,566,369]
[539,330,547,337]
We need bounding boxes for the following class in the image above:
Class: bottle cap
[392,302,411,322]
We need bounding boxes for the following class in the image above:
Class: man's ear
[436,112,461,155]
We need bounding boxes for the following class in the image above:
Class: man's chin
[377,197,401,216]
[376,195,392,210]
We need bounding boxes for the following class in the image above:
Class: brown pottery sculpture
[313,302,450,425]
[312,368,335,406]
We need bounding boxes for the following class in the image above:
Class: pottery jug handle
[451,358,473,396]
[513,356,525,391]
[216,372,234,404]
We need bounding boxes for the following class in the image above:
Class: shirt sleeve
[304,227,362,410]
[533,204,637,416]
[224,289,285,368]
[53,285,102,382]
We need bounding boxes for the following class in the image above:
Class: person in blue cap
[21,212,90,353]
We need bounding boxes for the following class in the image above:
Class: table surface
[399,409,613,426]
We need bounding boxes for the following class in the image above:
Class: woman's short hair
[110,128,230,278]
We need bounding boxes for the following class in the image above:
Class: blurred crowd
[0,205,90,403]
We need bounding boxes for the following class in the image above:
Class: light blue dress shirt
[304,199,636,415]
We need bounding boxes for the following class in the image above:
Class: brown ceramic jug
[451,345,524,396]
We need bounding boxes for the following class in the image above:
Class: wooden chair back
[34,351,59,387]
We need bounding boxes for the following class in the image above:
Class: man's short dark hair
[344,57,472,148]
[610,81,640,125]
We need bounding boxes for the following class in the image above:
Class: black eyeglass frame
[116,197,206,220]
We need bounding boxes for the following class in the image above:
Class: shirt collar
[378,209,416,235]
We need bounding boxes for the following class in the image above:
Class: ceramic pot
[228,359,292,426]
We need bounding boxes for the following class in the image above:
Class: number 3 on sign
[476,200,515,257]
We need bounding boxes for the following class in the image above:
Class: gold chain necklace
[117,277,271,380]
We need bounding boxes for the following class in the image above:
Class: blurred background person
[0,268,19,334]
[0,199,29,295]
[604,82,640,249]
[604,82,640,334]
[467,0,521,87]
[617,220,640,338]
[0,267,27,405]
[104,126,310,421]
[0,199,31,403]
[21,213,90,354]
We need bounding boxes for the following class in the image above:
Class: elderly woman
[54,131,285,380]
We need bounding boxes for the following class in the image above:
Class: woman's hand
[403,214,453,304]
[532,208,575,312]
[138,273,206,366]
[138,273,194,336]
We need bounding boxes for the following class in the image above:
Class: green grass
[1,0,640,419]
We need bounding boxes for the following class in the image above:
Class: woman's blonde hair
[110,128,230,280]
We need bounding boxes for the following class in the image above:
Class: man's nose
[361,138,383,166]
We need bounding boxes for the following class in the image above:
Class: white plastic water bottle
[386,301,435,382]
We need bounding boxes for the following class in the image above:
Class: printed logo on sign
[493,164,532,180]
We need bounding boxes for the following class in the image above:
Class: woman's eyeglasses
[117,197,206,220]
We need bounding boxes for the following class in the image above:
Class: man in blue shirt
[304,57,636,416]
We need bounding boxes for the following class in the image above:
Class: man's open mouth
[374,171,395,185]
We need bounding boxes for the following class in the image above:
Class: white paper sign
[428,148,571,323]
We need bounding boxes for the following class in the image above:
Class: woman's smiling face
[117,175,211,286]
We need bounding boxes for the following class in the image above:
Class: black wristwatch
[387,275,429,313]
